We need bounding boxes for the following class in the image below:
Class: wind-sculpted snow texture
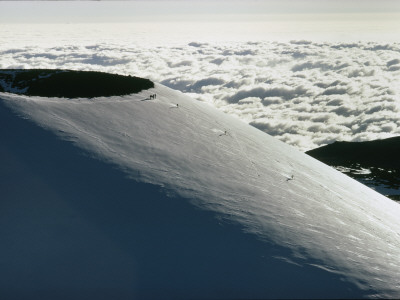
[1,40,400,150]
[2,82,400,298]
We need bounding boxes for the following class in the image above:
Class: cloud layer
[1,38,399,151]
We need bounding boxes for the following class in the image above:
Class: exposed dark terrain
[307,137,400,201]
[0,69,154,98]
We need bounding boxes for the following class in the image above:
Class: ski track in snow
[2,84,400,297]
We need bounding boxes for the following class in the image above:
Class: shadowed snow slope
[1,83,400,299]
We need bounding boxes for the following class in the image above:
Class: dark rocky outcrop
[0,69,154,98]
[307,137,400,201]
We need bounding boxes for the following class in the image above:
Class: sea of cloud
[1,30,399,151]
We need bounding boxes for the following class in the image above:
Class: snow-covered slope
[1,82,400,298]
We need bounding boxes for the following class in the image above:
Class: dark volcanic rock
[306,137,400,168]
[0,69,154,98]
[307,137,400,201]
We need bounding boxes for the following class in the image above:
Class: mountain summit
[1,70,400,299]
[0,69,153,98]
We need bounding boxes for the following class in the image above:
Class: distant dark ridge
[307,136,400,168]
[0,69,154,98]
[307,137,400,201]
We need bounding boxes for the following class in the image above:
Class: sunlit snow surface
[2,84,400,297]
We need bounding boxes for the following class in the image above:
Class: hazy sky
[1,0,400,23]
[1,0,399,45]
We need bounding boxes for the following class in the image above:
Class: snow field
[2,84,400,297]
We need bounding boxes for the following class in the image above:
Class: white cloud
[1,38,400,151]
[227,86,312,103]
